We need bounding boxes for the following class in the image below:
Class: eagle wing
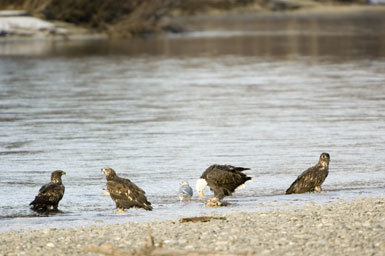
[286,165,328,194]
[107,177,152,210]
[205,165,251,200]
[30,182,65,208]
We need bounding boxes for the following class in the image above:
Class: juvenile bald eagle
[178,181,193,201]
[286,153,330,194]
[196,164,252,206]
[30,170,66,212]
[101,168,152,212]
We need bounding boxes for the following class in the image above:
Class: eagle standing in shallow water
[196,164,252,206]
[286,153,330,194]
[101,168,152,212]
[30,170,66,212]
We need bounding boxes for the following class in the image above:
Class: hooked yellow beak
[199,191,204,198]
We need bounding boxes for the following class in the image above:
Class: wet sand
[1,197,383,255]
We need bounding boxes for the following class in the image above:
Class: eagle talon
[205,199,231,207]
[314,186,326,193]
[116,208,126,213]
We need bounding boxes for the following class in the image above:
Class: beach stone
[46,242,55,248]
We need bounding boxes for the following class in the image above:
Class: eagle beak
[199,191,204,198]
[62,171,66,175]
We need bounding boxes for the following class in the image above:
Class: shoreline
[1,4,385,42]
[1,196,384,255]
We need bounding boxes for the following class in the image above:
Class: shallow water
[0,13,385,233]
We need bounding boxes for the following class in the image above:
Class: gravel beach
[1,197,384,255]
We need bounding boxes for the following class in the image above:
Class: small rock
[46,242,54,248]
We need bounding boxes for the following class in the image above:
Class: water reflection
[1,13,385,58]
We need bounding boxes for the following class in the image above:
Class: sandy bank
[0,197,383,255]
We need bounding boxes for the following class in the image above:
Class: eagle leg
[314,186,326,193]
[116,208,126,213]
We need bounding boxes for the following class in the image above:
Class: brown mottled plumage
[196,165,252,206]
[101,168,152,212]
[30,170,66,212]
[286,153,330,194]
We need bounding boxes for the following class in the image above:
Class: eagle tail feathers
[30,196,49,206]
[235,184,246,190]
[285,188,293,194]
[144,204,153,211]
[234,167,250,172]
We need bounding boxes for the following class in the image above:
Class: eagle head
[101,167,117,180]
[319,152,330,167]
[196,178,207,198]
[51,170,66,183]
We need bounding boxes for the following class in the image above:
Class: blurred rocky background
[0,0,384,39]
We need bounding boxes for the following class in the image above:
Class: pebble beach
[1,197,384,256]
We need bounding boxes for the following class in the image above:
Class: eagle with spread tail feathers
[286,153,330,194]
[196,164,252,206]
[30,170,66,212]
[101,168,152,212]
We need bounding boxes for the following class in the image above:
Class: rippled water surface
[0,13,385,233]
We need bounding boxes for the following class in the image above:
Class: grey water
[1,13,385,233]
